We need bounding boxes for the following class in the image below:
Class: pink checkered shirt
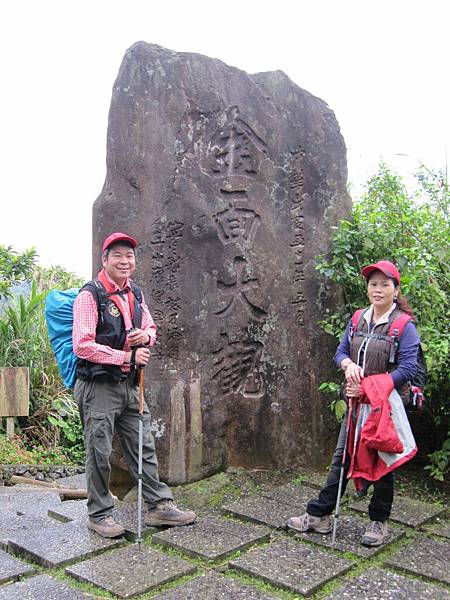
[72,271,156,372]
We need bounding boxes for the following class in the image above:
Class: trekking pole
[136,367,144,548]
[331,397,353,546]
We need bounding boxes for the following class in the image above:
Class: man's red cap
[361,260,400,285]
[102,232,137,254]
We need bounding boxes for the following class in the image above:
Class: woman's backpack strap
[349,308,367,339]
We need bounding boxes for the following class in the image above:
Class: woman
[287,260,420,546]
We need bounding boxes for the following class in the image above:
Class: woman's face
[367,270,398,312]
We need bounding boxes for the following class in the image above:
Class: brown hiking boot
[87,516,125,538]
[286,513,332,534]
[361,520,388,546]
[145,500,196,527]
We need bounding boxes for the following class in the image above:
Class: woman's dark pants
[306,418,394,522]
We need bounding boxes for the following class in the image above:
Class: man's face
[102,243,136,285]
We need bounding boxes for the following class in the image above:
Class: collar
[101,269,131,292]
[363,303,396,326]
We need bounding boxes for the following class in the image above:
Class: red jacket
[347,373,417,489]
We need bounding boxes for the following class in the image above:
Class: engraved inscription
[212,332,265,398]
[149,219,185,360]
[210,106,267,178]
[213,202,261,246]
[214,257,267,321]
[289,152,306,326]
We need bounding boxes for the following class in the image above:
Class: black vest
[76,279,143,383]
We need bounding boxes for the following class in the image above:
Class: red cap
[102,232,137,254]
[361,260,400,285]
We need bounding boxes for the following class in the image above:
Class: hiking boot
[87,516,125,538]
[361,520,388,546]
[286,513,332,534]
[145,500,196,527]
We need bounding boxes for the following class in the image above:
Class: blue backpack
[45,288,80,389]
[45,280,143,389]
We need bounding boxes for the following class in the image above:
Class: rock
[94,42,351,483]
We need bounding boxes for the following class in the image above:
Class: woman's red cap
[361,260,400,285]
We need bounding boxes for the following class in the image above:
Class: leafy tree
[0,245,37,300]
[317,163,450,480]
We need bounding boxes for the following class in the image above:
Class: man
[73,232,196,537]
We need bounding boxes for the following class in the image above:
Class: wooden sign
[0,367,29,417]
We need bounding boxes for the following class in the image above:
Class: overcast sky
[1,0,448,279]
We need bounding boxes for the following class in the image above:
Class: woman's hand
[346,381,361,398]
[341,358,364,385]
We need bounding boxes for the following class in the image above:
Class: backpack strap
[349,308,366,340]
[129,282,143,305]
[388,312,413,363]
[80,279,109,324]
[80,279,143,327]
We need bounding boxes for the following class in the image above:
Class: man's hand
[127,328,149,347]
[135,347,151,367]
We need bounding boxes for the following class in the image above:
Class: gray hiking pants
[74,376,173,522]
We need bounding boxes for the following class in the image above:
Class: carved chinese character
[213,203,261,246]
[215,257,267,321]
[212,332,265,397]
[210,106,267,178]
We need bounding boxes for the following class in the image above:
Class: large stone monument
[93,42,351,483]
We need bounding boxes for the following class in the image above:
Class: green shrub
[0,252,85,463]
[317,163,450,480]
[0,433,72,465]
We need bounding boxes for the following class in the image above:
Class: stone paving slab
[291,514,404,557]
[229,539,356,596]
[8,518,125,568]
[0,513,62,550]
[260,482,345,506]
[2,490,62,518]
[66,544,196,598]
[222,486,317,529]
[385,536,450,585]
[150,571,279,599]
[0,573,90,599]
[348,494,446,527]
[152,516,270,560]
[56,473,87,489]
[422,518,450,540]
[324,566,450,599]
[47,499,155,541]
[0,484,52,493]
[48,499,89,522]
[0,548,35,584]
[288,469,329,489]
